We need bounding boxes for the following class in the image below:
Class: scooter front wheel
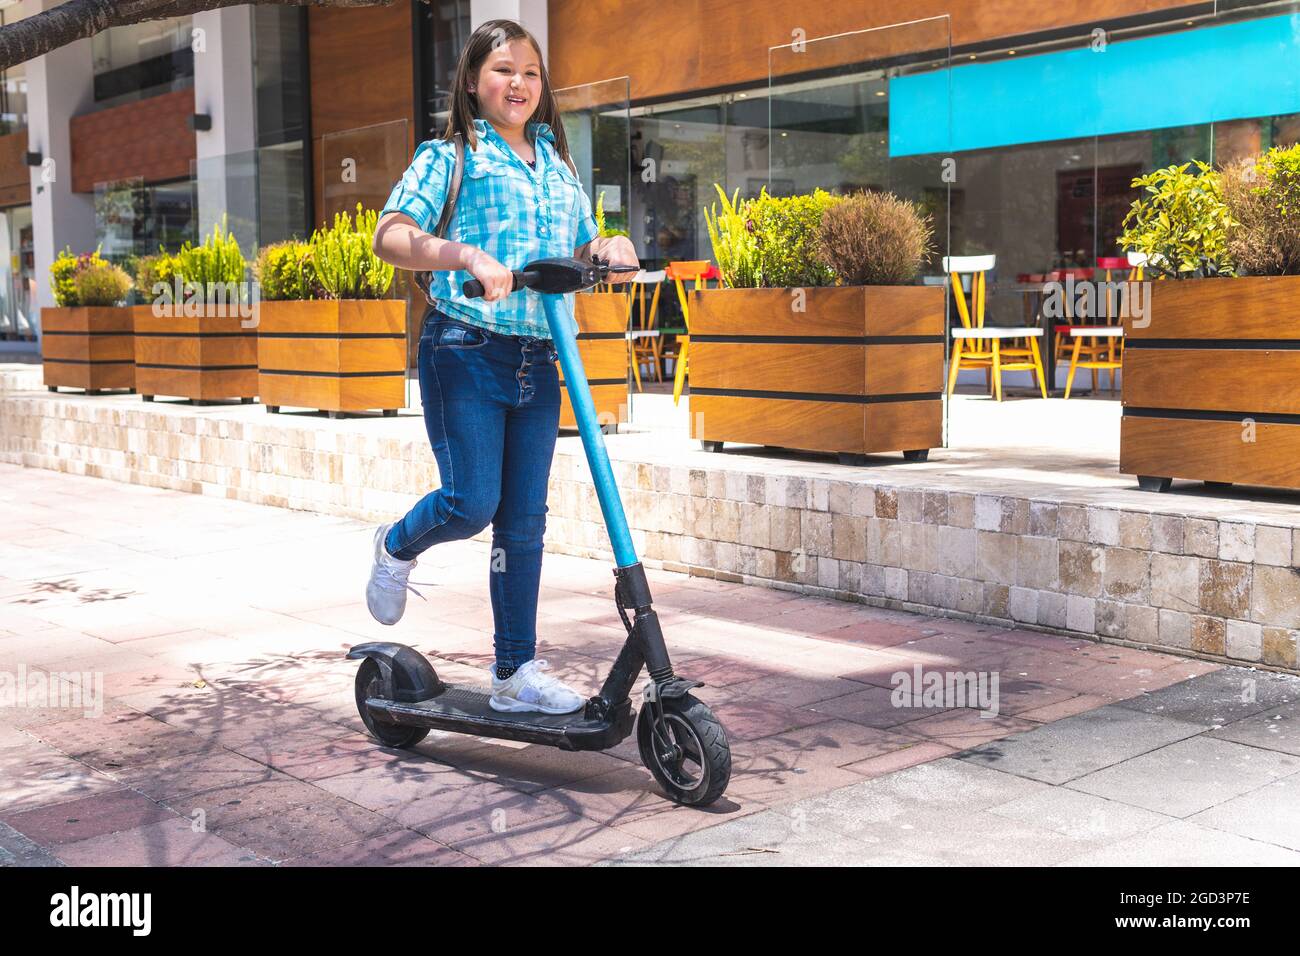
[354,658,429,749]
[637,693,731,806]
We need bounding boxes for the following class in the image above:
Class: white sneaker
[365,523,425,625]
[489,659,585,715]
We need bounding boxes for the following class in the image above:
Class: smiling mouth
[506,95,527,105]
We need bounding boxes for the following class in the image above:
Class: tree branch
[0,0,401,74]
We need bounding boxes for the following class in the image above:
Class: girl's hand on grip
[466,249,514,302]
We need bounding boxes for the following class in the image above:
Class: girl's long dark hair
[442,19,572,165]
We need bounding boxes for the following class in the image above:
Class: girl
[366,19,639,715]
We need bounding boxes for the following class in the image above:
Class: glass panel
[629,99,728,266]
[192,150,259,254]
[556,77,631,236]
[254,142,308,245]
[322,119,416,390]
[769,19,954,433]
[0,204,35,341]
[94,175,197,261]
[556,76,637,419]
[320,119,411,224]
[94,177,149,262]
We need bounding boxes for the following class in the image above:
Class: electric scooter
[348,256,732,807]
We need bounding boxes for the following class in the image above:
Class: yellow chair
[1061,255,1143,398]
[626,270,665,392]
[945,254,1047,402]
[664,261,717,405]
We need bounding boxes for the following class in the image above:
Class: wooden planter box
[256,299,407,418]
[562,292,629,432]
[1122,275,1300,492]
[133,305,258,404]
[686,286,945,462]
[40,306,135,393]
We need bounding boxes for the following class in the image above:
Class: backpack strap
[414,134,464,305]
[433,133,465,239]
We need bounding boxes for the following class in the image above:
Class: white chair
[944,254,1047,402]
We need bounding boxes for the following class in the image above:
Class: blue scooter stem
[540,294,638,570]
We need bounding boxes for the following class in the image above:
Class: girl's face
[470,38,544,133]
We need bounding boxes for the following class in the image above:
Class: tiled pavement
[2,461,1284,867]
[611,668,1300,865]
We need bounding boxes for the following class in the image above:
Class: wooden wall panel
[549,0,1202,101]
[690,394,865,453]
[865,343,944,395]
[308,3,417,228]
[1121,417,1300,489]
[865,401,942,455]
[70,89,196,193]
[1132,277,1300,340]
[694,341,865,393]
[0,130,29,208]
[1124,349,1300,415]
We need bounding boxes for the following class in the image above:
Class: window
[417,0,472,140]
[91,17,194,107]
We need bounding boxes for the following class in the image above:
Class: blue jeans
[386,309,560,669]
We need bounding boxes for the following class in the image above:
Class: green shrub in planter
[173,218,247,292]
[704,186,761,288]
[254,240,323,301]
[309,204,394,299]
[49,247,111,307]
[1222,143,1300,276]
[749,188,840,288]
[72,261,132,306]
[133,251,176,302]
[1117,161,1235,278]
[816,190,933,286]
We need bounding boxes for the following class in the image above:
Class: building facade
[6,0,1300,350]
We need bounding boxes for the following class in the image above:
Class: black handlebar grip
[462,271,527,299]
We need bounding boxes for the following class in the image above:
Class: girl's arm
[373,211,516,302]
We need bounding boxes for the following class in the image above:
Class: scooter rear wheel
[637,693,731,806]
[354,658,429,749]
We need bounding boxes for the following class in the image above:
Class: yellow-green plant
[704,185,761,288]
[133,251,177,300]
[172,218,248,298]
[254,240,322,301]
[49,247,110,307]
[1118,161,1235,278]
[72,261,133,306]
[704,184,840,288]
[595,191,629,239]
[309,204,394,299]
[1222,143,1300,276]
[748,188,841,287]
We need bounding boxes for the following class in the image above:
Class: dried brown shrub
[815,190,933,286]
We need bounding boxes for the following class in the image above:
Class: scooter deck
[365,682,636,751]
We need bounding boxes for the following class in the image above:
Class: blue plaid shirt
[382,118,600,339]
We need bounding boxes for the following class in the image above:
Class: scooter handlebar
[462,270,531,300]
[459,257,639,300]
